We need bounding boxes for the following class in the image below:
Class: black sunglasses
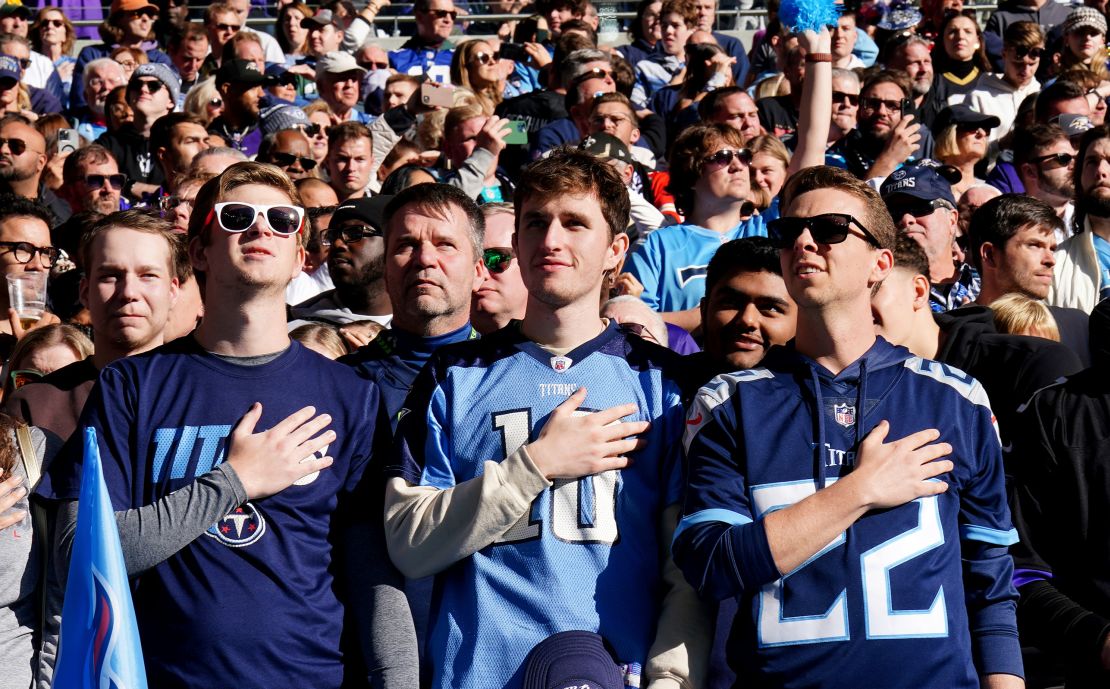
[271,151,317,170]
[570,67,612,90]
[302,123,323,137]
[619,321,661,345]
[859,96,906,113]
[421,8,457,19]
[1012,46,1044,60]
[1031,151,1074,168]
[85,173,126,190]
[128,79,164,94]
[885,198,954,219]
[326,223,381,245]
[0,137,30,155]
[767,213,882,249]
[482,247,514,273]
[215,22,241,32]
[702,148,752,168]
[832,91,859,106]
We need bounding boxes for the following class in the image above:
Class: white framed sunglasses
[208,202,305,236]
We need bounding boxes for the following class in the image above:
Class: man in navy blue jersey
[37,162,418,689]
[385,150,710,689]
[674,166,1024,688]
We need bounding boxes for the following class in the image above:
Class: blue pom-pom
[779,0,840,34]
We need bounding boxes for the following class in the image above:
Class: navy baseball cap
[880,165,957,206]
[932,105,1001,136]
[0,55,20,84]
[521,631,624,689]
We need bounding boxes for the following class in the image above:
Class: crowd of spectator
[0,0,1109,687]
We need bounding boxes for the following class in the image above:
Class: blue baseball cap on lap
[520,631,624,689]
[879,165,957,206]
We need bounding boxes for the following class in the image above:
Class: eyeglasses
[885,198,954,219]
[702,148,752,168]
[40,19,65,29]
[85,173,126,190]
[9,369,41,390]
[302,122,323,137]
[767,213,882,249]
[215,22,241,32]
[271,151,317,170]
[591,113,632,127]
[859,96,905,113]
[208,97,223,108]
[1086,87,1110,107]
[0,137,35,155]
[127,8,157,19]
[325,223,381,245]
[1031,151,1075,169]
[0,240,60,267]
[128,79,164,94]
[9,57,30,70]
[420,8,458,19]
[362,60,389,70]
[471,51,500,66]
[570,67,612,89]
[832,91,859,106]
[158,194,194,214]
[209,202,305,236]
[482,247,514,273]
[618,321,662,345]
[1011,46,1044,60]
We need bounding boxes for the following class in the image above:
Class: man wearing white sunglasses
[38,161,419,689]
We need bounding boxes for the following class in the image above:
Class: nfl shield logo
[550,356,572,373]
[833,403,856,428]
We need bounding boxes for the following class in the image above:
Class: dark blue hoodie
[674,336,1022,688]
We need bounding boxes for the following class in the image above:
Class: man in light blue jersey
[386,149,710,688]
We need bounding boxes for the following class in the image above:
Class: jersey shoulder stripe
[902,356,1000,443]
[683,368,774,452]
[902,356,991,410]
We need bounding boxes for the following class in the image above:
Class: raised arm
[787,27,833,176]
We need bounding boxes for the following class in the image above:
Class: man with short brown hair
[326,121,374,200]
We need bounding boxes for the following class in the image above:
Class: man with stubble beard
[288,195,393,329]
[207,59,267,158]
[1050,124,1110,312]
[827,70,935,182]
[885,36,938,127]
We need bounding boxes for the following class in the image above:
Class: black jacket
[95,124,164,188]
[935,305,1082,450]
[1008,369,1110,688]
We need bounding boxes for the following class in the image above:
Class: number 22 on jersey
[752,478,948,647]
[490,409,621,546]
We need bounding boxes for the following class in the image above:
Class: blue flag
[53,428,147,689]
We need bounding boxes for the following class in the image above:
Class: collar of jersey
[512,319,621,371]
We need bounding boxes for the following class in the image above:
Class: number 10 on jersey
[491,410,621,546]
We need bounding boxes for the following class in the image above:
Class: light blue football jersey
[391,322,685,689]
[626,198,777,313]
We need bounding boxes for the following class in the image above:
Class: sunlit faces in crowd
[472,205,527,334]
[414,0,457,44]
[384,186,485,330]
[80,223,180,353]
